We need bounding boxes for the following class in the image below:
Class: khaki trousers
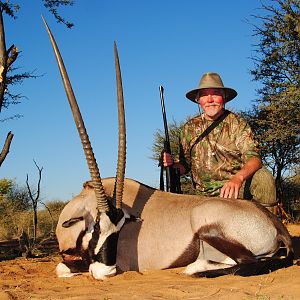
[239,167,277,213]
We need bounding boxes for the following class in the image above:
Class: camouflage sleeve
[179,124,191,173]
[235,118,261,162]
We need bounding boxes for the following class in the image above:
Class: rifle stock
[159,86,181,194]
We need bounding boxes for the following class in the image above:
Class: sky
[1,0,267,202]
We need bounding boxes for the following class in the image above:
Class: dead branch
[6,45,18,69]
[0,131,13,167]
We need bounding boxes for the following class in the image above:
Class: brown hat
[186,72,237,103]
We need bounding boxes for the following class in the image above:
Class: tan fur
[56,177,292,273]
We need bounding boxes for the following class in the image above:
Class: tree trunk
[0,9,7,112]
[33,205,38,243]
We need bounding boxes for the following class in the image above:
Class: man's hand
[220,157,262,199]
[163,152,173,167]
[162,152,186,175]
[220,174,244,199]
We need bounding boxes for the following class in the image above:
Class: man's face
[197,88,225,120]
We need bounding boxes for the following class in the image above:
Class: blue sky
[1,0,266,202]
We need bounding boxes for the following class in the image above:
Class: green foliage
[151,118,185,162]
[0,178,13,195]
[42,0,74,28]
[0,1,74,27]
[152,116,196,194]
[241,89,299,178]
[282,167,300,219]
[244,0,300,201]
[0,178,30,239]
[250,0,300,87]
[46,199,66,213]
[0,209,30,239]
[0,2,20,18]
[0,178,31,211]
[0,178,66,239]
[36,200,66,237]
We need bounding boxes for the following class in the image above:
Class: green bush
[37,200,66,238]
[0,186,66,240]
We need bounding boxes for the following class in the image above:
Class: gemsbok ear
[62,217,84,228]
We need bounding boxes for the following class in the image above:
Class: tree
[26,160,43,243]
[0,176,65,241]
[282,166,300,219]
[244,0,300,202]
[0,0,74,167]
[0,177,31,211]
[0,177,31,239]
[151,118,183,162]
[38,199,66,237]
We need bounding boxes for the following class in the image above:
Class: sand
[0,224,299,300]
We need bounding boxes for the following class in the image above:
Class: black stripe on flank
[192,251,294,278]
[169,234,200,268]
[198,224,256,263]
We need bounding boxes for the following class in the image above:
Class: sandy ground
[0,224,299,300]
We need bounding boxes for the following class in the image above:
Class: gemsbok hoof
[56,262,74,278]
[89,262,116,280]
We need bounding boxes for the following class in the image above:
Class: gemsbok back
[43,18,294,280]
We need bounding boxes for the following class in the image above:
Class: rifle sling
[190,110,231,154]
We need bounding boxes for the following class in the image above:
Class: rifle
[159,86,181,193]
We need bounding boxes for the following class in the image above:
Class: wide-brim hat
[186,72,237,103]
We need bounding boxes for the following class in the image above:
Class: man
[164,72,277,211]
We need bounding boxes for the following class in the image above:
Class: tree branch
[33,159,43,201]
[0,131,13,167]
[26,160,43,243]
[6,45,18,69]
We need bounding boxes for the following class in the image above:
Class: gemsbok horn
[42,17,130,279]
[44,18,294,280]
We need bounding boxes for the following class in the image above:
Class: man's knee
[250,167,277,212]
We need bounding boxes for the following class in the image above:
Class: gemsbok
[42,18,294,280]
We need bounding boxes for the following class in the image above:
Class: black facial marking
[93,232,120,265]
[88,221,101,261]
[87,206,126,265]
[106,203,125,225]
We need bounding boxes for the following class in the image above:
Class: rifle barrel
[159,86,170,144]
[158,85,181,194]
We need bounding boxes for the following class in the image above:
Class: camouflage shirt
[179,110,260,196]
